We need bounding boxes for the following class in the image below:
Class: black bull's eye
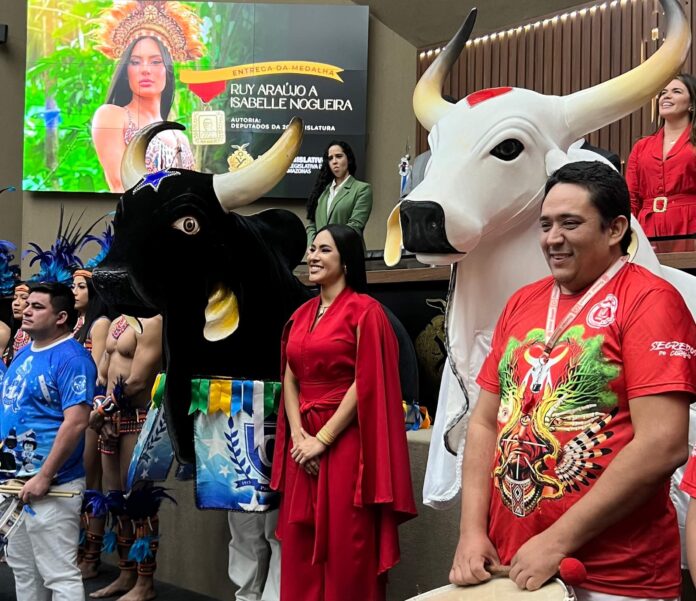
[172,216,201,235]
[490,138,524,161]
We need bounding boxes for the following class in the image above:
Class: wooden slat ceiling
[353,0,586,47]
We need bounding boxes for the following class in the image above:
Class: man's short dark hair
[28,282,78,330]
[544,161,632,253]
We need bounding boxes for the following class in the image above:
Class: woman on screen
[91,1,204,192]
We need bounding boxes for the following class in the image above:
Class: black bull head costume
[93,119,418,463]
[93,119,311,462]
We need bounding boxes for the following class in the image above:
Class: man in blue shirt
[0,282,96,601]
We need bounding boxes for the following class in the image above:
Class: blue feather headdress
[24,207,104,285]
[0,240,20,298]
[80,221,114,271]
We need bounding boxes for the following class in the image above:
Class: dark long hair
[75,277,117,345]
[656,73,696,147]
[316,224,367,293]
[306,141,357,222]
[105,36,175,120]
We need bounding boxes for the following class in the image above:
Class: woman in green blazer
[305,141,373,246]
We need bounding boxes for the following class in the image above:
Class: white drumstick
[0,484,78,498]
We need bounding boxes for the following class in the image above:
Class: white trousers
[574,587,678,601]
[228,510,280,601]
[6,478,85,601]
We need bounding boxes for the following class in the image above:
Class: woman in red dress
[271,224,417,601]
[626,73,696,236]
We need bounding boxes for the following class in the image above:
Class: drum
[0,494,25,551]
[407,579,576,601]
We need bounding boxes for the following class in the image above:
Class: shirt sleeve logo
[587,294,618,329]
[72,375,87,396]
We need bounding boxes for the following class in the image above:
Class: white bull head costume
[386,0,696,507]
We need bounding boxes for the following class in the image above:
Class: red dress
[625,126,696,236]
[271,288,417,601]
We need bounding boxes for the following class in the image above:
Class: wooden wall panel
[415,0,693,170]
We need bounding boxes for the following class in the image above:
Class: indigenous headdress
[76,221,115,279]
[24,207,102,285]
[92,1,205,63]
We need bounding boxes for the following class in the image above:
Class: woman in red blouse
[626,73,696,236]
[271,225,416,601]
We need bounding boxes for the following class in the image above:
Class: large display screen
[23,1,368,196]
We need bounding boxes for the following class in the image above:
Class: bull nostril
[399,200,461,255]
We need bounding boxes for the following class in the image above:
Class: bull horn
[213,118,304,212]
[413,8,477,131]
[120,121,186,191]
[564,0,689,137]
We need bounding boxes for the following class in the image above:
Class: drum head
[408,579,571,600]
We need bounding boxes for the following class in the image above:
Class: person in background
[6,283,31,365]
[305,141,372,246]
[72,268,114,579]
[88,314,162,601]
[626,73,696,236]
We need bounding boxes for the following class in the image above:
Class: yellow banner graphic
[180,61,344,84]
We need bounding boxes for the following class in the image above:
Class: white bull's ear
[384,204,403,266]
[545,148,570,176]
[545,141,616,177]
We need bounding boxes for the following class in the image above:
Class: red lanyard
[527,256,627,395]
[543,255,627,356]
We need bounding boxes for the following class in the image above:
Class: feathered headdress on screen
[92,1,205,63]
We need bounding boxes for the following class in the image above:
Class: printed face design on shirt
[0,428,41,477]
[2,356,32,414]
[494,325,619,517]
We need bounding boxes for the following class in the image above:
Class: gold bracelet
[316,427,336,446]
[315,431,331,446]
[320,426,336,443]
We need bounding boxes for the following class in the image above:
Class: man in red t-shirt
[450,161,696,601]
